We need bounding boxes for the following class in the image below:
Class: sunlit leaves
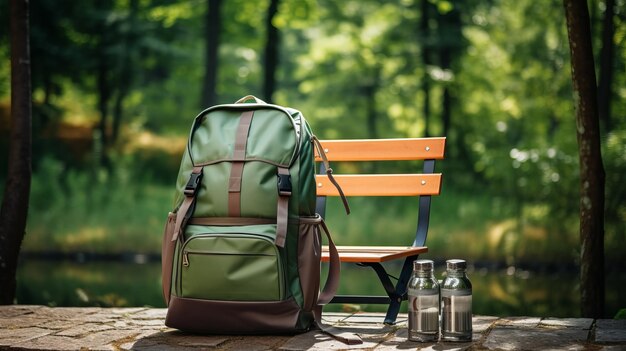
[0,0,623,243]
[146,1,195,28]
[275,0,318,29]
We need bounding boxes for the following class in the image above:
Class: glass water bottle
[441,259,473,341]
[407,259,440,342]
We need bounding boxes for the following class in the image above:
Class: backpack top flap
[188,104,300,168]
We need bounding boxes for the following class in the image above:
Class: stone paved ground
[1,306,626,350]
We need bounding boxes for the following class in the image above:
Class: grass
[24,157,174,254]
[323,188,580,265]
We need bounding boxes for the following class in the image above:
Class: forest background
[0,0,624,316]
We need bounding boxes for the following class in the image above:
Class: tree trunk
[437,2,462,137]
[112,85,128,144]
[0,0,32,305]
[263,0,280,104]
[598,0,615,133]
[94,0,111,167]
[563,0,606,318]
[420,0,431,137]
[111,0,138,144]
[364,84,378,140]
[96,45,111,167]
[201,0,222,108]
[440,47,451,136]
[96,55,109,147]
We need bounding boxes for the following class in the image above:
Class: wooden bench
[314,137,445,324]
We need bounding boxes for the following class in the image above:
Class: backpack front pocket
[179,233,284,301]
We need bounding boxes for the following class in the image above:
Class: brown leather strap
[313,217,362,345]
[161,212,177,305]
[173,197,192,242]
[228,162,244,216]
[311,135,351,215]
[228,110,254,216]
[325,171,350,214]
[275,167,291,248]
[172,166,203,242]
[317,218,340,305]
[313,312,363,345]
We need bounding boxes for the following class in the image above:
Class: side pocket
[298,216,322,312]
[161,212,177,306]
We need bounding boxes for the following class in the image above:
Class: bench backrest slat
[315,174,442,197]
[314,137,445,162]
[315,138,445,197]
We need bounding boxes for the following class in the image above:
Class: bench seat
[321,245,428,263]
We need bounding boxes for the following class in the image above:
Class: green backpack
[161,96,354,339]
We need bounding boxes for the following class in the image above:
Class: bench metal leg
[359,262,397,297]
[383,255,419,325]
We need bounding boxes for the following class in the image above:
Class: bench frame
[315,137,445,325]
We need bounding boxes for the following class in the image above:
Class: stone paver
[0,327,53,347]
[595,319,626,344]
[1,306,625,350]
[539,317,594,330]
[483,327,589,351]
[495,316,542,328]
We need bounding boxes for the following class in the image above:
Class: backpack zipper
[182,249,274,267]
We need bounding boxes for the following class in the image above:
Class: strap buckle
[184,171,203,197]
[277,173,292,196]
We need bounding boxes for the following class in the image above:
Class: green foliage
[1,0,625,269]
[282,0,420,139]
[457,1,574,186]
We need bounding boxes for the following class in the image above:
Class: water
[16,259,165,307]
[15,259,626,317]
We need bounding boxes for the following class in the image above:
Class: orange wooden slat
[321,245,428,263]
[314,138,445,162]
[326,246,416,252]
[315,174,442,196]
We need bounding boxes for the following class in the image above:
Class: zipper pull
[182,251,189,267]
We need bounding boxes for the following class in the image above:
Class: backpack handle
[235,95,267,104]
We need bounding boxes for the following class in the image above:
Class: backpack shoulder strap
[314,219,363,345]
[316,219,339,305]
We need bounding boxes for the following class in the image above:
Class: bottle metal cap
[446,259,467,271]
[413,259,434,271]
